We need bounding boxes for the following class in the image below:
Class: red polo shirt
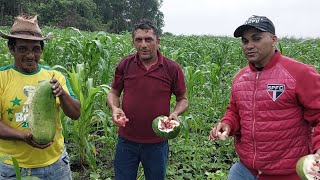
[111,51,186,143]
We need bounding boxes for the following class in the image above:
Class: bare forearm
[106,89,121,111]
[59,91,81,120]
[0,121,26,141]
[173,98,189,116]
[107,94,120,110]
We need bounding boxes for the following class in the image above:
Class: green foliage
[52,63,110,177]
[0,27,13,66]
[0,0,164,33]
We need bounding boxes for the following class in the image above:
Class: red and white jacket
[222,50,320,180]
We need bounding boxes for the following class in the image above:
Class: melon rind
[152,116,180,139]
[29,80,56,145]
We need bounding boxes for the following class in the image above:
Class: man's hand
[209,122,231,141]
[50,78,64,97]
[168,112,179,122]
[111,107,129,127]
[23,133,52,149]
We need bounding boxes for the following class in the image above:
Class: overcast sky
[160,0,320,38]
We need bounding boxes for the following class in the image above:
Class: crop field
[0,27,319,180]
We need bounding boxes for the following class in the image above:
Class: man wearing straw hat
[0,14,81,179]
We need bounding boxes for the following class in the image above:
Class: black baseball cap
[234,15,275,37]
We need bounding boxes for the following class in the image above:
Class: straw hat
[0,15,52,41]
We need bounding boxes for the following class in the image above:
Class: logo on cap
[233,15,275,37]
[245,16,266,25]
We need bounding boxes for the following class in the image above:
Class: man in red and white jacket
[209,15,320,180]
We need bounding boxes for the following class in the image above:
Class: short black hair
[8,38,44,50]
[132,19,159,38]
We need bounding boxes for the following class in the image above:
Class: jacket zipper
[252,71,260,170]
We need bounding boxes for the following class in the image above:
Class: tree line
[0,0,164,33]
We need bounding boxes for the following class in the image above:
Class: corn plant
[0,29,13,67]
[53,63,110,176]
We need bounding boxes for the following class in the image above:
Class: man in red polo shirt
[106,19,188,180]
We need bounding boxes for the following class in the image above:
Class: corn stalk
[53,63,109,173]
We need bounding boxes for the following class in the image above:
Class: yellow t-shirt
[0,64,77,168]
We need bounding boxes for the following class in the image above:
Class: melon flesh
[296,154,320,180]
[152,116,180,139]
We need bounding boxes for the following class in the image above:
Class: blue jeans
[114,136,169,180]
[0,148,72,180]
[228,161,258,180]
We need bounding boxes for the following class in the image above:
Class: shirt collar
[249,50,280,71]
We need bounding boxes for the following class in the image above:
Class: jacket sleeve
[296,65,320,152]
[221,90,241,136]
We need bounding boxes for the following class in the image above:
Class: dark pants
[114,136,169,180]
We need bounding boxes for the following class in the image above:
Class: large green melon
[296,154,319,180]
[152,116,180,139]
[29,80,56,144]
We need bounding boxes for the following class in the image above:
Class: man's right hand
[209,122,231,141]
[111,107,129,127]
[22,133,52,149]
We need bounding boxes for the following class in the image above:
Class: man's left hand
[50,78,64,97]
[168,113,179,122]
